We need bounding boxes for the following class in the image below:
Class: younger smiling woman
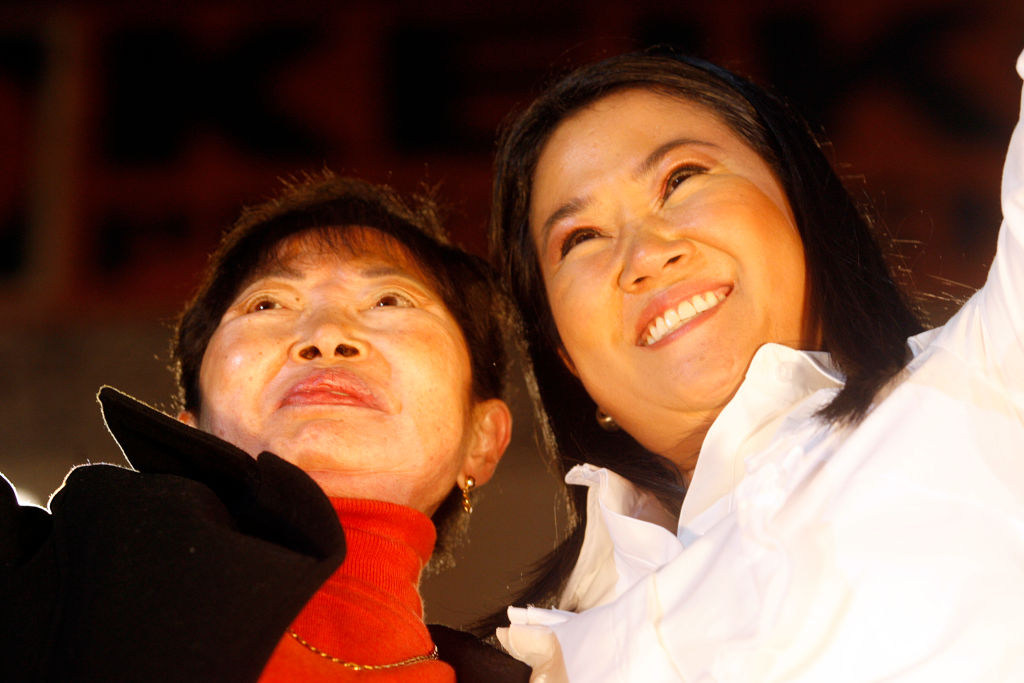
[491,48,1024,680]
[530,89,813,475]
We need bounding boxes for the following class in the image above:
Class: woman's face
[182,229,509,514]
[530,89,812,473]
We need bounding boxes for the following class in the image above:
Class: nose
[617,222,693,291]
[296,342,360,360]
[291,310,369,362]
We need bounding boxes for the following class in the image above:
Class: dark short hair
[173,172,510,562]
[485,48,923,619]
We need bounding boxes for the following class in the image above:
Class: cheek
[392,325,473,409]
[203,347,247,385]
[758,213,806,296]
[744,213,809,335]
[544,266,597,343]
[779,243,808,298]
[549,276,622,369]
[780,244,812,338]
[199,328,273,407]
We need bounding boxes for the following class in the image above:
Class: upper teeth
[642,290,726,346]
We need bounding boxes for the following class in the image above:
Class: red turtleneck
[259,498,454,682]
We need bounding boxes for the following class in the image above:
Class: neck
[654,413,717,486]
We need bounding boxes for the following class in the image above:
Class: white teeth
[642,289,726,346]
[654,316,667,338]
[664,308,680,328]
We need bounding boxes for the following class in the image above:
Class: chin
[268,434,383,474]
[671,355,748,401]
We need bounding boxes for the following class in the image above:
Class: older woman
[490,48,1024,680]
[1,174,529,682]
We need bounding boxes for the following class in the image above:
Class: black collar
[98,386,344,559]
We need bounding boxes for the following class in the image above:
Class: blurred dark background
[1,0,1021,628]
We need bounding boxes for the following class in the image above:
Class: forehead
[248,226,435,285]
[540,89,739,170]
[531,88,783,225]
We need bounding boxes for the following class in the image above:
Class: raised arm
[957,49,1024,389]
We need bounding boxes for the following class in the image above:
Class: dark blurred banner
[2,2,1020,320]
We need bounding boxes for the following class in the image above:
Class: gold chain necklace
[287,629,439,671]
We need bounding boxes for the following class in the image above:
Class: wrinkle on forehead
[243,225,435,290]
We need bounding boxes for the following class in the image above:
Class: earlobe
[462,398,512,487]
[177,410,198,428]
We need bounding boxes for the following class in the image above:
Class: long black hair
[484,48,923,626]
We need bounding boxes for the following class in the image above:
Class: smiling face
[531,89,814,474]
[182,228,508,514]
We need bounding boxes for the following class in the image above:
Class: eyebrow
[537,138,720,245]
[633,138,718,178]
[360,264,415,280]
[245,261,302,284]
[244,262,418,291]
[537,196,593,248]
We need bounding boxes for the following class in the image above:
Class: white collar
[680,343,843,527]
[557,345,844,612]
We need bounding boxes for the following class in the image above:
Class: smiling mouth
[640,288,728,346]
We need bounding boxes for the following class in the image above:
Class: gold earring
[461,476,476,514]
[595,407,619,431]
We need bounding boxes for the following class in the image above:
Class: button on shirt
[499,49,1024,682]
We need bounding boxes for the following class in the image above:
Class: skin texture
[180,229,510,514]
[530,89,813,480]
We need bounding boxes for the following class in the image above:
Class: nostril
[336,343,359,357]
[666,254,681,265]
[298,346,321,361]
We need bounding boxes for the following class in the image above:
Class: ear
[557,346,579,378]
[460,398,512,488]
[177,410,198,428]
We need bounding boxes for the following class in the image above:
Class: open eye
[663,164,708,199]
[247,297,282,313]
[372,291,415,308]
[559,227,603,259]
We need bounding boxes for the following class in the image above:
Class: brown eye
[249,298,281,313]
[373,291,415,308]
[559,228,602,259]
[664,164,707,198]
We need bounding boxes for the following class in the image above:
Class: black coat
[0,387,528,682]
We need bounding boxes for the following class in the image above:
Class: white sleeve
[995,51,1024,385]
[948,49,1024,395]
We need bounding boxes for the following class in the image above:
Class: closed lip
[280,368,386,411]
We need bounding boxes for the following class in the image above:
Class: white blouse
[499,49,1024,682]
